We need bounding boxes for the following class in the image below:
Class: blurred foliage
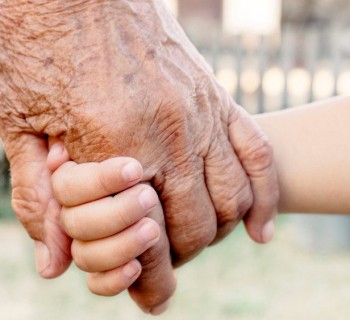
[0,188,13,220]
[0,150,9,185]
[0,152,12,220]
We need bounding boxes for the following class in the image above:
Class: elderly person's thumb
[4,133,72,278]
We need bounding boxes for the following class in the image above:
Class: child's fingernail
[150,298,172,315]
[261,220,275,243]
[122,260,141,279]
[35,241,51,276]
[138,220,160,244]
[122,161,142,182]
[139,188,158,211]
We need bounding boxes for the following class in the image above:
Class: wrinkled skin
[0,0,279,312]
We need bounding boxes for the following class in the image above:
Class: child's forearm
[254,95,350,214]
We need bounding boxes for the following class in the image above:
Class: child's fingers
[51,157,143,207]
[72,218,160,273]
[87,260,142,297]
[61,184,158,241]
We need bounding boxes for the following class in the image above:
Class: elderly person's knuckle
[219,183,253,226]
[139,241,166,269]
[11,187,43,240]
[239,185,254,214]
[11,189,31,218]
[183,222,216,254]
[198,224,216,248]
[235,183,254,218]
[150,94,188,136]
[245,133,274,172]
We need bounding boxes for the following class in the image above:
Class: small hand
[48,141,176,314]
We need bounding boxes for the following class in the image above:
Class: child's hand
[47,139,176,315]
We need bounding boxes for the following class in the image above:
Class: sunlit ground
[1,216,350,320]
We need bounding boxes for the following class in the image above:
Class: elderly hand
[0,0,278,311]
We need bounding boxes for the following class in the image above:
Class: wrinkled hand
[0,0,278,311]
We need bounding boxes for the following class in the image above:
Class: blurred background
[1,0,350,319]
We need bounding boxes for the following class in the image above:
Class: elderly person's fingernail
[150,298,172,315]
[35,241,51,276]
[261,220,275,243]
[122,161,142,182]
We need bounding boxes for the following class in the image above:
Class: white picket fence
[199,23,350,114]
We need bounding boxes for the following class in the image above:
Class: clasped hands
[0,0,278,315]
